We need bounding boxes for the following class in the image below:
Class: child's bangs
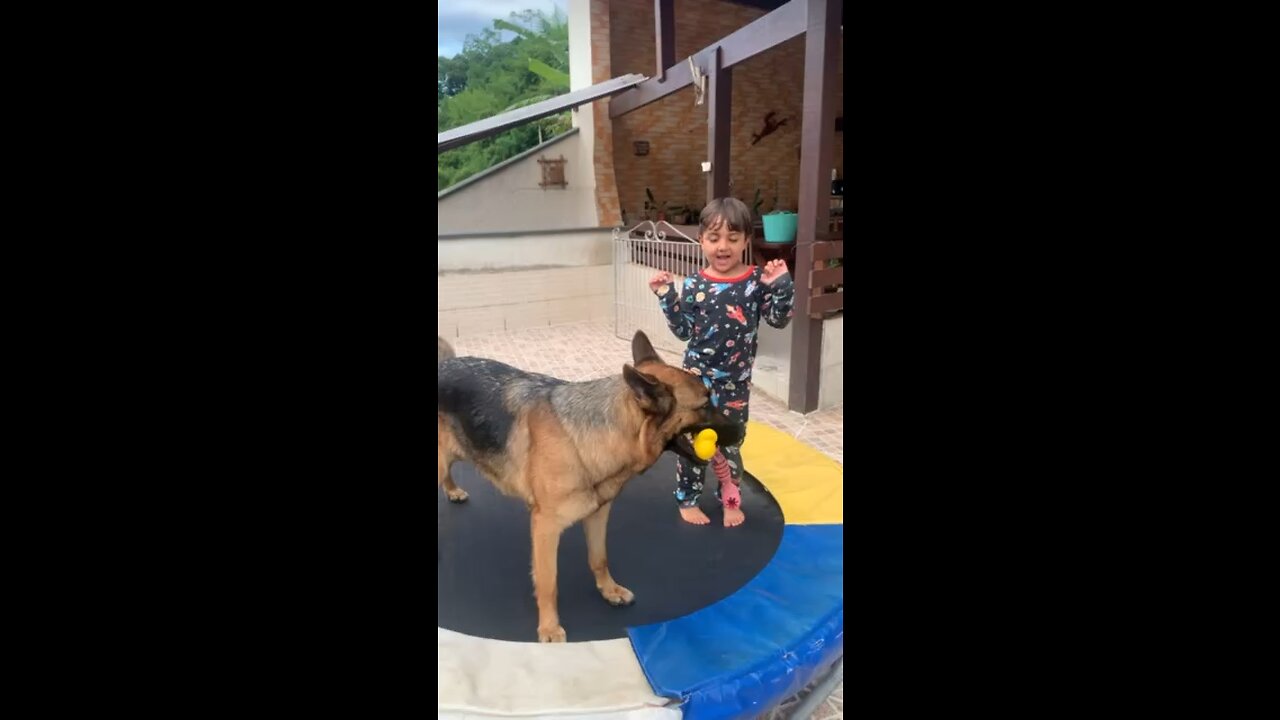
[699,198,753,236]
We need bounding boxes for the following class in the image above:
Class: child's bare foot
[679,506,711,525]
[723,507,745,527]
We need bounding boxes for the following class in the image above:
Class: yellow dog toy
[692,429,719,461]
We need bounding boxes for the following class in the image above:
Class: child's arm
[650,272,695,340]
[759,259,796,329]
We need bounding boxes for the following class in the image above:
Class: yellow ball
[692,429,718,461]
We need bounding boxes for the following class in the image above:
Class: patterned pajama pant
[674,381,750,508]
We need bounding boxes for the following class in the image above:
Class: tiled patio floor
[445,321,843,719]
[762,678,844,720]
[448,322,843,465]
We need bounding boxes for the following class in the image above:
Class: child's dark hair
[699,197,754,238]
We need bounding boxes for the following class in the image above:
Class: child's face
[699,217,748,275]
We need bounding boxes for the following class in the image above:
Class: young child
[648,197,795,527]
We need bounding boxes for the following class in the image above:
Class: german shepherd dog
[437,330,743,642]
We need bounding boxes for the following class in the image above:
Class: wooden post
[611,1,805,118]
[654,0,674,82]
[706,47,732,203]
[788,0,839,413]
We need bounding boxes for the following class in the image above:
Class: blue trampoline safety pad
[628,524,844,720]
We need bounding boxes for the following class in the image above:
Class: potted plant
[760,181,797,243]
[762,201,797,244]
[683,201,699,225]
[644,188,670,222]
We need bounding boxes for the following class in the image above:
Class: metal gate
[612,221,751,356]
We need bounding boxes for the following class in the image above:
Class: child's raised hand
[649,272,673,293]
[761,259,789,285]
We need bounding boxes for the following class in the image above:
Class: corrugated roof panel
[438,73,647,154]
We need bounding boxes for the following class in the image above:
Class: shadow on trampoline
[438,453,785,642]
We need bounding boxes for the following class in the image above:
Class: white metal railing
[611,221,751,355]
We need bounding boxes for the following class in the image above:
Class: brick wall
[590,0,623,227]
[594,0,843,226]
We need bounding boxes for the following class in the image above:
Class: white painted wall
[438,265,614,339]
[819,315,843,410]
[568,0,594,126]
[753,318,843,411]
[438,229,613,272]
[752,323,793,404]
[437,228,615,338]
[567,0,598,225]
[438,131,597,234]
[568,0,593,94]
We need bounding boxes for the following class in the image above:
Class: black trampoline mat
[438,454,784,642]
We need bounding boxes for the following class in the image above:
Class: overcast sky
[438,0,567,58]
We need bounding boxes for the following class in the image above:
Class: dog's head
[622,331,746,465]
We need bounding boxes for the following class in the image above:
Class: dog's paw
[538,624,567,643]
[446,489,469,503]
[600,583,635,607]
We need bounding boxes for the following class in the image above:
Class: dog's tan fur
[437,332,719,642]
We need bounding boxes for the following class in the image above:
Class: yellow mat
[740,420,843,525]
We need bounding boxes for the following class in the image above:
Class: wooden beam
[788,0,840,413]
[610,0,805,118]
[812,240,843,261]
[718,0,806,67]
[810,266,843,287]
[809,293,843,316]
[655,0,674,82]
[706,47,732,202]
[611,49,700,119]
[721,0,789,10]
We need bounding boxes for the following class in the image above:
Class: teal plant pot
[762,212,797,243]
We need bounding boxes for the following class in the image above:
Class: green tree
[438,8,571,192]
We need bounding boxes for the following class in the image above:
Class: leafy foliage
[438,8,571,192]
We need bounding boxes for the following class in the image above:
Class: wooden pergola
[437,0,842,413]
[610,0,843,413]
[437,73,646,153]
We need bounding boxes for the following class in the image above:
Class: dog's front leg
[531,511,567,642]
[583,501,634,607]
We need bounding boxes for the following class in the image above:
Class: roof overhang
[438,73,647,154]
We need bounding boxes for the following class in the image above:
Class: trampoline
[438,421,843,720]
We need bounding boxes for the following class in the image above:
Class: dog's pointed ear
[623,363,672,413]
[632,331,661,366]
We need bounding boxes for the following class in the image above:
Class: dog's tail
[438,336,456,362]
